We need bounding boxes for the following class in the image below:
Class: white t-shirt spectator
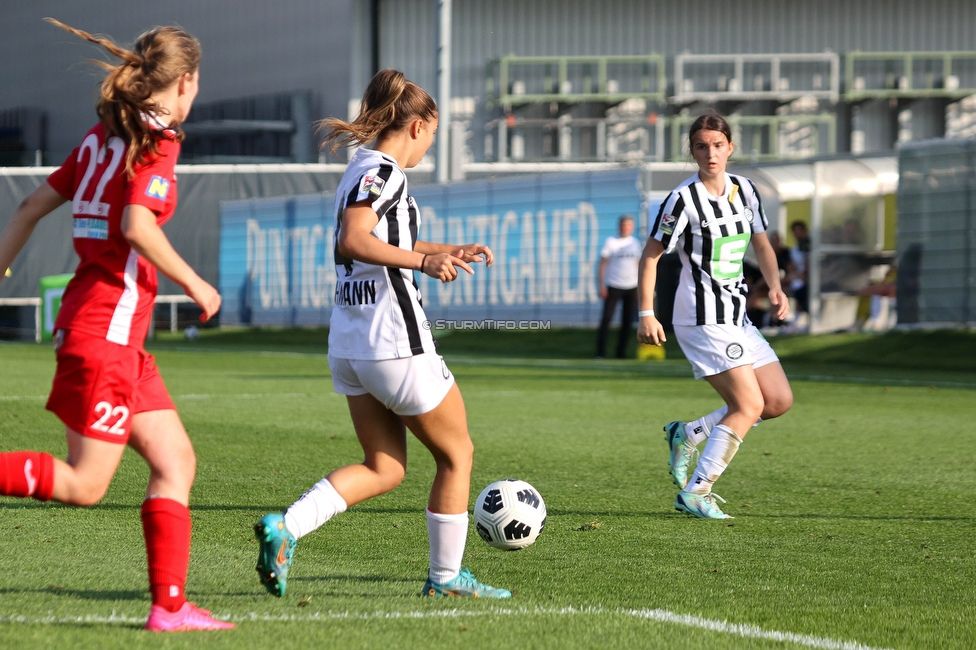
[601,235,641,290]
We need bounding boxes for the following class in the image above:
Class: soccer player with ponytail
[0,19,232,631]
[254,69,510,599]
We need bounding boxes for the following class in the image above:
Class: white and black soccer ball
[473,479,546,550]
[184,325,200,341]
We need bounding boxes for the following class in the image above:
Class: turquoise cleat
[421,568,512,598]
[675,491,732,519]
[254,513,296,597]
[664,421,697,489]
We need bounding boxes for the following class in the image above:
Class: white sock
[283,478,347,540]
[684,406,729,446]
[426,509,468,584]
[686,424,743,495]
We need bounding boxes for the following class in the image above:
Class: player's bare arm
[751,231,789,321]
[637,236,666,346]
[340,202,474,282]
[0,183,67,282]
[120,204,221,321]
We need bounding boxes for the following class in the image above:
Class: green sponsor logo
[711,233,751,280]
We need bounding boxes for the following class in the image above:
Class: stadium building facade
[1,1,974,168]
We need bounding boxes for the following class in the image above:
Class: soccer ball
[184,325,200,341]
[473,479,546,550]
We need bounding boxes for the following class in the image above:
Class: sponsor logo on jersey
[72,217,109,240]
[146,175,170,200]
[700,214,740,228]
[361,174,386,197]
[726,342,744,360]
[659,213,676,234]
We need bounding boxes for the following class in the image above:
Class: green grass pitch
[0,328,974,648]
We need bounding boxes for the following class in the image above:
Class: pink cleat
[144,602,235,631]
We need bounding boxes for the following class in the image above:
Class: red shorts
[46,330,176,444]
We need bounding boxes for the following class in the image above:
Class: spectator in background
[748,232,789,329]
[596,215,641,359]
[786,221,810,319]
[768,230,790,276]
[743,261,771,328]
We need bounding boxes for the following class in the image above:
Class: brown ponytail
[320,69,437,153]
[45,18,201,176]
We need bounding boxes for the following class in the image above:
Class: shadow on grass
[0,587,146,602]
[289,574,415,585]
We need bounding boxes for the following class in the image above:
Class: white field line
[0,395,45,400]
[0,605,891,649]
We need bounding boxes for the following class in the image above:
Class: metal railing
[487,55,667,110]
[486,113,666,162]
[674,52,840,104]
[0,297,41,342]
[485,112,837,163]
[671,113,837,162]
[0,294,195,343]
[845,51,976,100]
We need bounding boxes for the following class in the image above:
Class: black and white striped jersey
[328,148,435,360]
[649,172,768,327]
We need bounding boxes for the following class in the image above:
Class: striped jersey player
[637,113,794,520]
[328,147,434,360]
[254,69,510,602]
[650,171,769,327]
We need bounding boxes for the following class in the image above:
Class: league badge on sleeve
[659,213,677,235]
[145,175,170,200]
[360,174,386,197]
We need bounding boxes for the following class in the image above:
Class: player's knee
[381,463,406,491]
[765,393,794,419]
[738,395,766,423]
[442,437,474,473]
[366,457,406,493]
[150,445,196,490]
[68,479,111,507]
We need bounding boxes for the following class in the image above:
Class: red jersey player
[0,19,232,632]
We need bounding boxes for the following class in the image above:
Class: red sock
[0,451,55,501]
[141,497,191,613]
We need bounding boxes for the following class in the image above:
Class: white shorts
[673,323,779,380]
[328,353,455,416]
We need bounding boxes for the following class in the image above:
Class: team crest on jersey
[659,213,676,235]
[145,175,170,200]
[361,174,386,197]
